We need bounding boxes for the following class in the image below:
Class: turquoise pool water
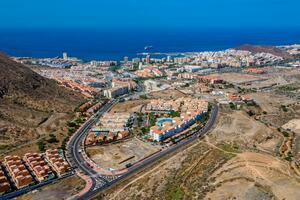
[156,117,173,127]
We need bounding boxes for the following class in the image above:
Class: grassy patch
[168,186,184,200]
[219,143,241,153]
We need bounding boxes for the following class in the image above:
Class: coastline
[1,28,300,61]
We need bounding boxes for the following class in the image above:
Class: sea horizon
[1,27,300,61]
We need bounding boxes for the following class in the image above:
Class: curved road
[67,100,219,200]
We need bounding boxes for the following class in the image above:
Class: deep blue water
[0,28,300,61]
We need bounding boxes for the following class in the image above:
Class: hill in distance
[235,44,291,59]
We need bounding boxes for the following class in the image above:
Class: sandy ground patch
[147,89,187,100]
[210,110,281,152]
[206,152,300,200]
[219,73,266,84]
[282,119,300,134]
[16,175,85,200]
[86,138,160,170]
[109,100,150,114]
[250,92,297,114]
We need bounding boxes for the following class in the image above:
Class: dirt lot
[109,100,150,114]
[218,73,266,85]
[250,92,297,114]
[210,109,282,153]
[16,175,85,200]
[86,138,160,170]
[147,89,187,100]
[206,152,300,200]
[282,119,300,134]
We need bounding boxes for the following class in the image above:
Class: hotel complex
[147,98,208,141]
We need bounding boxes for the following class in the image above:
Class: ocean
[0,28,300,61]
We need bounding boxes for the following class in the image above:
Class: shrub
[47,134,59,143]
[37,139,46,152]
[229,102,236,110]
[67,121,78,127]
[282,131,289,137]
[247,110,255,117]
[280,105,288,112]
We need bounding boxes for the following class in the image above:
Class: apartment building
[112,77,137,90]
[146,99,181,112]
[148,98,208,141]
[94,112,131,133]
[103,86,129,98]
[4,156,33,189]
[45,149,70,176]
[177,73,197,79]
[0,166,10,194]
[23,153,52,182]
[149,110,205,142]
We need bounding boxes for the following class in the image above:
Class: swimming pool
[156,117,173,127]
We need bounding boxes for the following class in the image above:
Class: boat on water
[144,45,153,50]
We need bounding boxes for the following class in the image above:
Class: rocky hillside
[0,53,84,153]
[0,53,83,112]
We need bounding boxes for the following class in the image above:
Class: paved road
[69,103,219,200]
[67,99,118,197]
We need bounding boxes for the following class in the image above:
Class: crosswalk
[90,174,121,191]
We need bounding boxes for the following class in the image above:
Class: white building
[184,65,202,73]
[63,52,68,60]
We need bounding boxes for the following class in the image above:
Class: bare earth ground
[206,152,300,200]
[282,119,300,134]
[86,138,160,170]
[250,92,297,115]
[147,89,187,100]
[109,100,150,114]
[216,73,266,84]
[16,175,85,200]
[210,110,282,153]
[249,92,300,162]
[0,110,74,159]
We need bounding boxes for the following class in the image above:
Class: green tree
[37,139,46,152]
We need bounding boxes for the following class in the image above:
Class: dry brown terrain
[210,110,282,153]
[235,44,292,59]
[218,73,266,85]
[147,89,187,100]
[16,175,85,200]
[109,100,150,114]
[86,138,160,170]
[282,119,300,134]
[96,141,234,200]
[0,54,84,157]
[206,152,300,200]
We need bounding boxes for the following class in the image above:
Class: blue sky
[0,0,299,29]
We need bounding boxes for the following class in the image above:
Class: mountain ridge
[235,44,291,59]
